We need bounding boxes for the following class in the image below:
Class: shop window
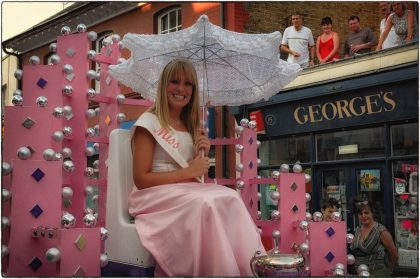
[157,7,182,34]
[259,135,310,165]
[316,127,385,161]
[391,122,419,156]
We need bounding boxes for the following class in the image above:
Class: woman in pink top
[316,17,340,64]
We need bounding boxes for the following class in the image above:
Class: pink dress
[128,128,266,276]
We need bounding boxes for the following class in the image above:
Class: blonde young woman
[377,1,418,50]
[128,59,266,277]
[316,17,340,64]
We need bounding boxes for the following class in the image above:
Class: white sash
[132,112,201,182]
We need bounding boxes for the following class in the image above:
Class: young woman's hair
[321,17,333,26]
[150,59,200,141]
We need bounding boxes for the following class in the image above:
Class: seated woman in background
[128,59,266,277]
[316,17,340,64]
[350,199,398,277]
[377,1,418,50]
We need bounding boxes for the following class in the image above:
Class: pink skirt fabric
[128,182,266,277]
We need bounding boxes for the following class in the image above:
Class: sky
[2,2,74,41]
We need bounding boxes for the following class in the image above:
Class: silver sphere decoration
[87,50,96,60]
[357,264,369,274]
[305,193,311,203]
[46,247,61,262]
[332,212,341,222]
[116,94,126,104]
[2,162,12,176]
[95,72,101,81]
[93,143,100,152]
[94,124,100,135]
[257,192,262,200]
[248,120,257,129]
[61,26,71,35]
[240,118,249,127]
[313,211,323,222]
[111,34,121,42]
[256,140,261,148]
[63,160,75,173]
[12,95,23,106]
[36,96,48,107]
[2,217,10,230]
[54,152,63,161]
[43,148,56,161]
[304,173,312,183]
[271,170,280,180]
[84,167,95,177]
[270,191,280,201]
[86,128,96,138]
[346,233,355,244]
[306,212,312,221]
[63,84,73,96]
[257,211,262,220]
[235,126,244,135]
[118,41,125,49]
[299,220,309,231]
[29,56,40,65]
[332,268,345,277]
[83,213,97,227]
[53,107,65,118]
[87,70,97,80]
[410,203,417,211]
[61,147,72,158]
[50,54,61,65]
[347,254,355,265]
[94,107,100,116]
[49,42,57,52]
[52,131,64,142]
[235,163,244,172]
[100,253,109,268]
[235,144,244,153]
[335,263,345,271]
[84,208,95,215]
[299,242,310,255]
[236,180,245,190]
[102,37,112,47]
[63,126,73,137]
[2,245,9,258]
[100,227,109,241]
[12,89,22,96]
[86,109,96,119]
[359,271,370,277]
[87,88,96,98]
[2,189,11,202]
[14,69,23,79]
[62,186,73,199]
[85,147,95,157]
[117,113,126,123]
[270,210,280,220]
[63,105,73,117]
[61,212,76,228]
[87,31,98,41]
[85,185,95,195]
[62,64,73,75]
[17,147,32,160]
[76,23,87,33]
[93,159,100,168]
[292,163,303,173]
[280,164,290,173]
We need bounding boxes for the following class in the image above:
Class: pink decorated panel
[309,221,347,276]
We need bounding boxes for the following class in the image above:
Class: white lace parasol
[109,14,301,106]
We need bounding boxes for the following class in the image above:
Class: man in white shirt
[281,12,315,68]
[379,1,399,49]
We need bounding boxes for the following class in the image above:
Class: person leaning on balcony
[281,12,315,68]
[343,15,377,57]
[378,1,399,49]
[316,16,340,64]
[376,1,418,50]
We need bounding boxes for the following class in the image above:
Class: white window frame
[158,8,182,34]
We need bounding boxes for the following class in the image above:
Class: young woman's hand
[195,128,211,157]
[188,154,210,177]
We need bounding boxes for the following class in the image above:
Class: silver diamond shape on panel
[22,117,35,129]
[66,73,75,82]
[106,47,112,56]
[106,75,112,85]
[290,182,298,192]
[66,48,76,58]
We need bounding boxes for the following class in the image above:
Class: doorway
[314,162,386,233]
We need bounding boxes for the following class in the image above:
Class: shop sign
[262,82,418,136]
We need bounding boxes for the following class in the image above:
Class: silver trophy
[250,230,305,277]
